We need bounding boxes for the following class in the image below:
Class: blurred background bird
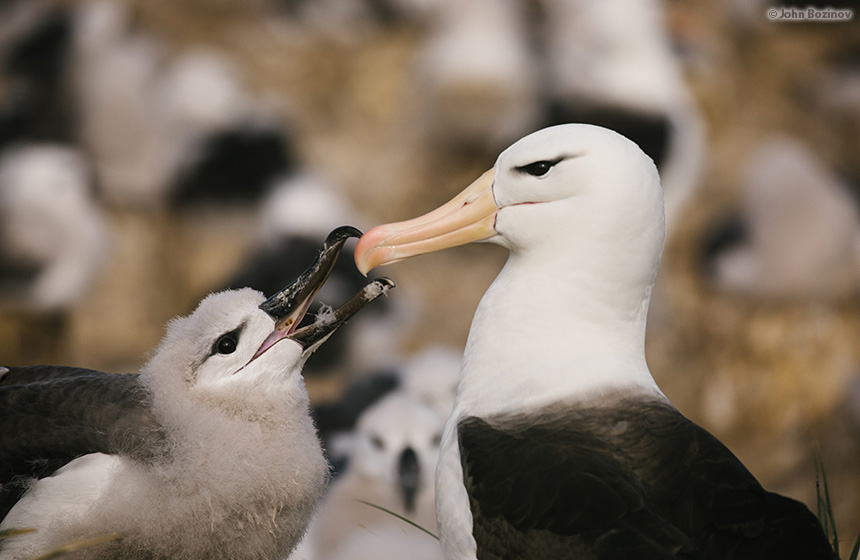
[0,0,858,556]
[300,393,445,560]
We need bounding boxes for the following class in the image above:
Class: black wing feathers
[459,396,835,560]
[0,365,163,522]
[1,366,161,481]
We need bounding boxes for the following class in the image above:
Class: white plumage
[354,124,834,559]
[1,289,328,559]
[397,345,461,419]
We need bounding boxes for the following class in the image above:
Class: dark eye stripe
[514,157,565,177]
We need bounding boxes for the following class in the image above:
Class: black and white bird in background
[311,344,461,476]
[703,136,860,301]
[0,227,393,560]
[73,1,295,209]
[0,144,109,313]
[297,393,445,560]
[0,0,295,209]
[394,0,705,230]
[0,1,76,146]
[355,125,836,559]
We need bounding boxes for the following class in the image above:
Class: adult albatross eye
[215,333,238,355]
[516,160,557,177]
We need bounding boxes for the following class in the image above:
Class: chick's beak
[354,169,498,275]
[250,227,394,361]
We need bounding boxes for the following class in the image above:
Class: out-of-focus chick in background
[296,393,445,560]
[311,345,460,475]
[292,346,459,560]
[0,0,859,552]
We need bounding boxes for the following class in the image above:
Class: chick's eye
[215,334,237,355]
[518,160,554,177]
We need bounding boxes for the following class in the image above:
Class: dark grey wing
[459,396,835,560]
[0,366,162,522]
[0,364,113,386]
[459,414,690,560]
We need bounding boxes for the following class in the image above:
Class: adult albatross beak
[354,169,498,275]
[251,226,394,360]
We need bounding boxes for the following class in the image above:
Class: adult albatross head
[355,124,665,311]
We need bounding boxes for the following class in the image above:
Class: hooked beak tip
[355,227,397,276]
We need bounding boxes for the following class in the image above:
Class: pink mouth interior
[238,295,316,373]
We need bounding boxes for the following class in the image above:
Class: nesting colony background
[1,0,859,553]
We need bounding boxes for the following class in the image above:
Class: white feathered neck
[455,127,668,418]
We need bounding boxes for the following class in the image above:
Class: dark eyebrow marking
[206,322,247,359]
[513,154,581,175]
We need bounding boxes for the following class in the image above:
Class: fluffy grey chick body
[0,228,393,560]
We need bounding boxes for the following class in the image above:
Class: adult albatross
[0,227,392,560]
[354,124,835,559]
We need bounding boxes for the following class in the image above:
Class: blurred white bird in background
[704,136,860,300]
[70,0,171,207]
[0,144,110,312]
[414,0,541,154]
[71,1,295,208]
[397,344,461,418]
